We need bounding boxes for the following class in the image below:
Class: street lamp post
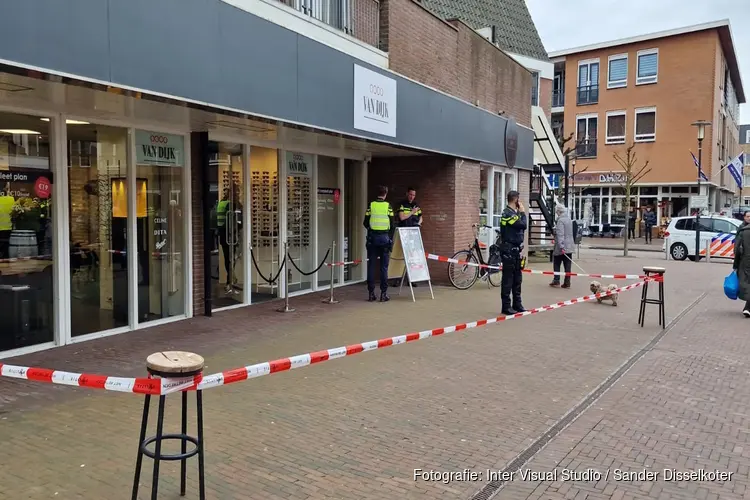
[692,120,711,262]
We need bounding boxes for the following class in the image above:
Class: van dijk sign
[353,64,397,138]
[135,130,185,167]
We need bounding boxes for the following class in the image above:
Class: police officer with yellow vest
[499,190,527,315]
[363,185,396,302]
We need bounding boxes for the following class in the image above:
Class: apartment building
[548,20,745,235]
[0,0,542,357]
[740,125,750,207]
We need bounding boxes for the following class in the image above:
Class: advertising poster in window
[397,227,430,283]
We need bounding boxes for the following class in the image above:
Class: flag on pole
[690,151,708,181]
[727,152,744,190]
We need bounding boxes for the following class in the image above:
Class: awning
[532,106,565,175]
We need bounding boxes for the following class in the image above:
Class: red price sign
[333,189,340,204]
[34,176,51,199]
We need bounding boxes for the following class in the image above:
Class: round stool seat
[147,351,205,377]
[643,266,666,273]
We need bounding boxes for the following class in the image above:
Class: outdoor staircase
[528,166,555,256]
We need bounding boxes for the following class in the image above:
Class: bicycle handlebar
[472,223,494,229]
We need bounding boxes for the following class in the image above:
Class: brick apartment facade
[549,20,745,235]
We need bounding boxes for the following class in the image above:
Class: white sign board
[286,151,313,177]
[691,195,709,209]
[397,227,430,283]
[353,64,397,137]
[135,130,184,166]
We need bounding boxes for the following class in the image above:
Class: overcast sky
[525,0,750,123]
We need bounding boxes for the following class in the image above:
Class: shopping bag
[724,270,739,300]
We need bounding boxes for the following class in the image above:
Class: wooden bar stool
[132,351,206,500]
[638,266,666,329]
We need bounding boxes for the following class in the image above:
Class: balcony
[279,0,352,33]
[576,85,599,106]
[576,139,597,158]
[552,89,565,108]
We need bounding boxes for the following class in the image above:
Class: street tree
[612,143,652,257]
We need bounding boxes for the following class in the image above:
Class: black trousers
[367,233,391,293]
[218,229,231,278]
[501,250,523,310]
[644,226,653,243]
[552,253,572,285]
[628,227,635,239]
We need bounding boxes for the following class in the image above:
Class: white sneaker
[743,310,750,318]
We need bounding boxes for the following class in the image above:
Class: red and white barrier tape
[0,280,649,395]
[425,253,652,280]
[326,259,362,267]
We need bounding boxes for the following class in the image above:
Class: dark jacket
[628,212,637,229]
[499,206,527,249]
[643,210,657,227]
[734,223,750,301]
[397,199,422,227]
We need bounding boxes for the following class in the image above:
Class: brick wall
[190,133,206,316]
[539,77,552,120]
[351,0,380,48]
[368,155,482,283]
[380,0,532,127]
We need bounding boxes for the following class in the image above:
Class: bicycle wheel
[487,252,502,288]
[448,250,479,290]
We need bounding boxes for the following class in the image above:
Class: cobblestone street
[0,251,740,499]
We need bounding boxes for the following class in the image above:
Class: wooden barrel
[8,230,38,258]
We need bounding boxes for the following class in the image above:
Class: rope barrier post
[322,240,339,304]
[277,242,295,313]
[705,238,711,263]
[664,236,670,260]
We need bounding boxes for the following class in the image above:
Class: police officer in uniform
[499,190,527,315]
[395,187,422,287]
[363,185,396,302]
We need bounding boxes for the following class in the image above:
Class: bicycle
[448,223,503,290]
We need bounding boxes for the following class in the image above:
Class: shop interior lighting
[0,129,41,135]
[40,118,90,125]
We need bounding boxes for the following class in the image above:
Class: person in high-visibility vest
[363,185,395,302]
[216,188,234,292]
[0,194,14,258]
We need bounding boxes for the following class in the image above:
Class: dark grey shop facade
[0,0,533,356]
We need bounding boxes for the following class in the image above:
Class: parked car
[662,215,741,261]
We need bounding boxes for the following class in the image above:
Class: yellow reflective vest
[365,200,393,232]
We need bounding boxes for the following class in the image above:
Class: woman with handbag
[732,211,750,317]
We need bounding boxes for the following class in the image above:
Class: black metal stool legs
[638,278,649,327]
[181,391,188,496]
[639,268,666,329]
[197,390,206,500]
[132,393,152,500]
[659,279,666,327]
[151,395,167,500]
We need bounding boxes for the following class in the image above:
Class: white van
[663,215,741,261]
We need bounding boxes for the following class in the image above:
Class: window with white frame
[636,49,658,85]
[746,129,750,144]
[607,54,628,89]
[744,197,750,207]
[634,107,656,142]
[605,111,626,144]
[744,173,750,187]
[531,71,540,106]
[745,152,750,166]
[576,114,598,157]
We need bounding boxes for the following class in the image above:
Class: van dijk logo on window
[353,64,397,138]
[135,130,185,167]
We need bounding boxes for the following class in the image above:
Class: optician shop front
[0,0,532,358]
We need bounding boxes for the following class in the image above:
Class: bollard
[664,236,670,260]
[705,238,711,263]
[277,242,295,313]
[322,240,339,304]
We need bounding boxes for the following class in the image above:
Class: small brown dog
[590,281,618,306]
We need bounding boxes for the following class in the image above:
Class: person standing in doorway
[627,207,637,240]
[396,187,423,287]
[363,185,396,302]
[499,190,527,315]
[550,204,574,289]
[643,206,657,244]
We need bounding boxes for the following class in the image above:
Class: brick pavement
[0,252,715,499]
[493,261,749,500]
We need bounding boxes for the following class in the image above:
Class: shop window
[285,151,314,293]
[249,147,280,302]
[0,112,54,351]
[135,130,186,323]
[344,159,364,283]
[67,123,131,336]
[479,165,489,225]
[317,155,340,288]
[492,169,516,227]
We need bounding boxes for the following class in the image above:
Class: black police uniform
[363,198,396,301]
[397,199,422,228]
[499,205,527,314]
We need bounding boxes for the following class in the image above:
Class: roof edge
[547,19,730,57]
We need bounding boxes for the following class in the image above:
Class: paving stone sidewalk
[0,253,717,499]
[493,280,749,500]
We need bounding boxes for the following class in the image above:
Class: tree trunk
[623,190,630,257]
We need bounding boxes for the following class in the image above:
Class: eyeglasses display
[250,169,279,247]
[286,174,311,248]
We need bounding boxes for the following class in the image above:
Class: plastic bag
[724,270,739,300]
